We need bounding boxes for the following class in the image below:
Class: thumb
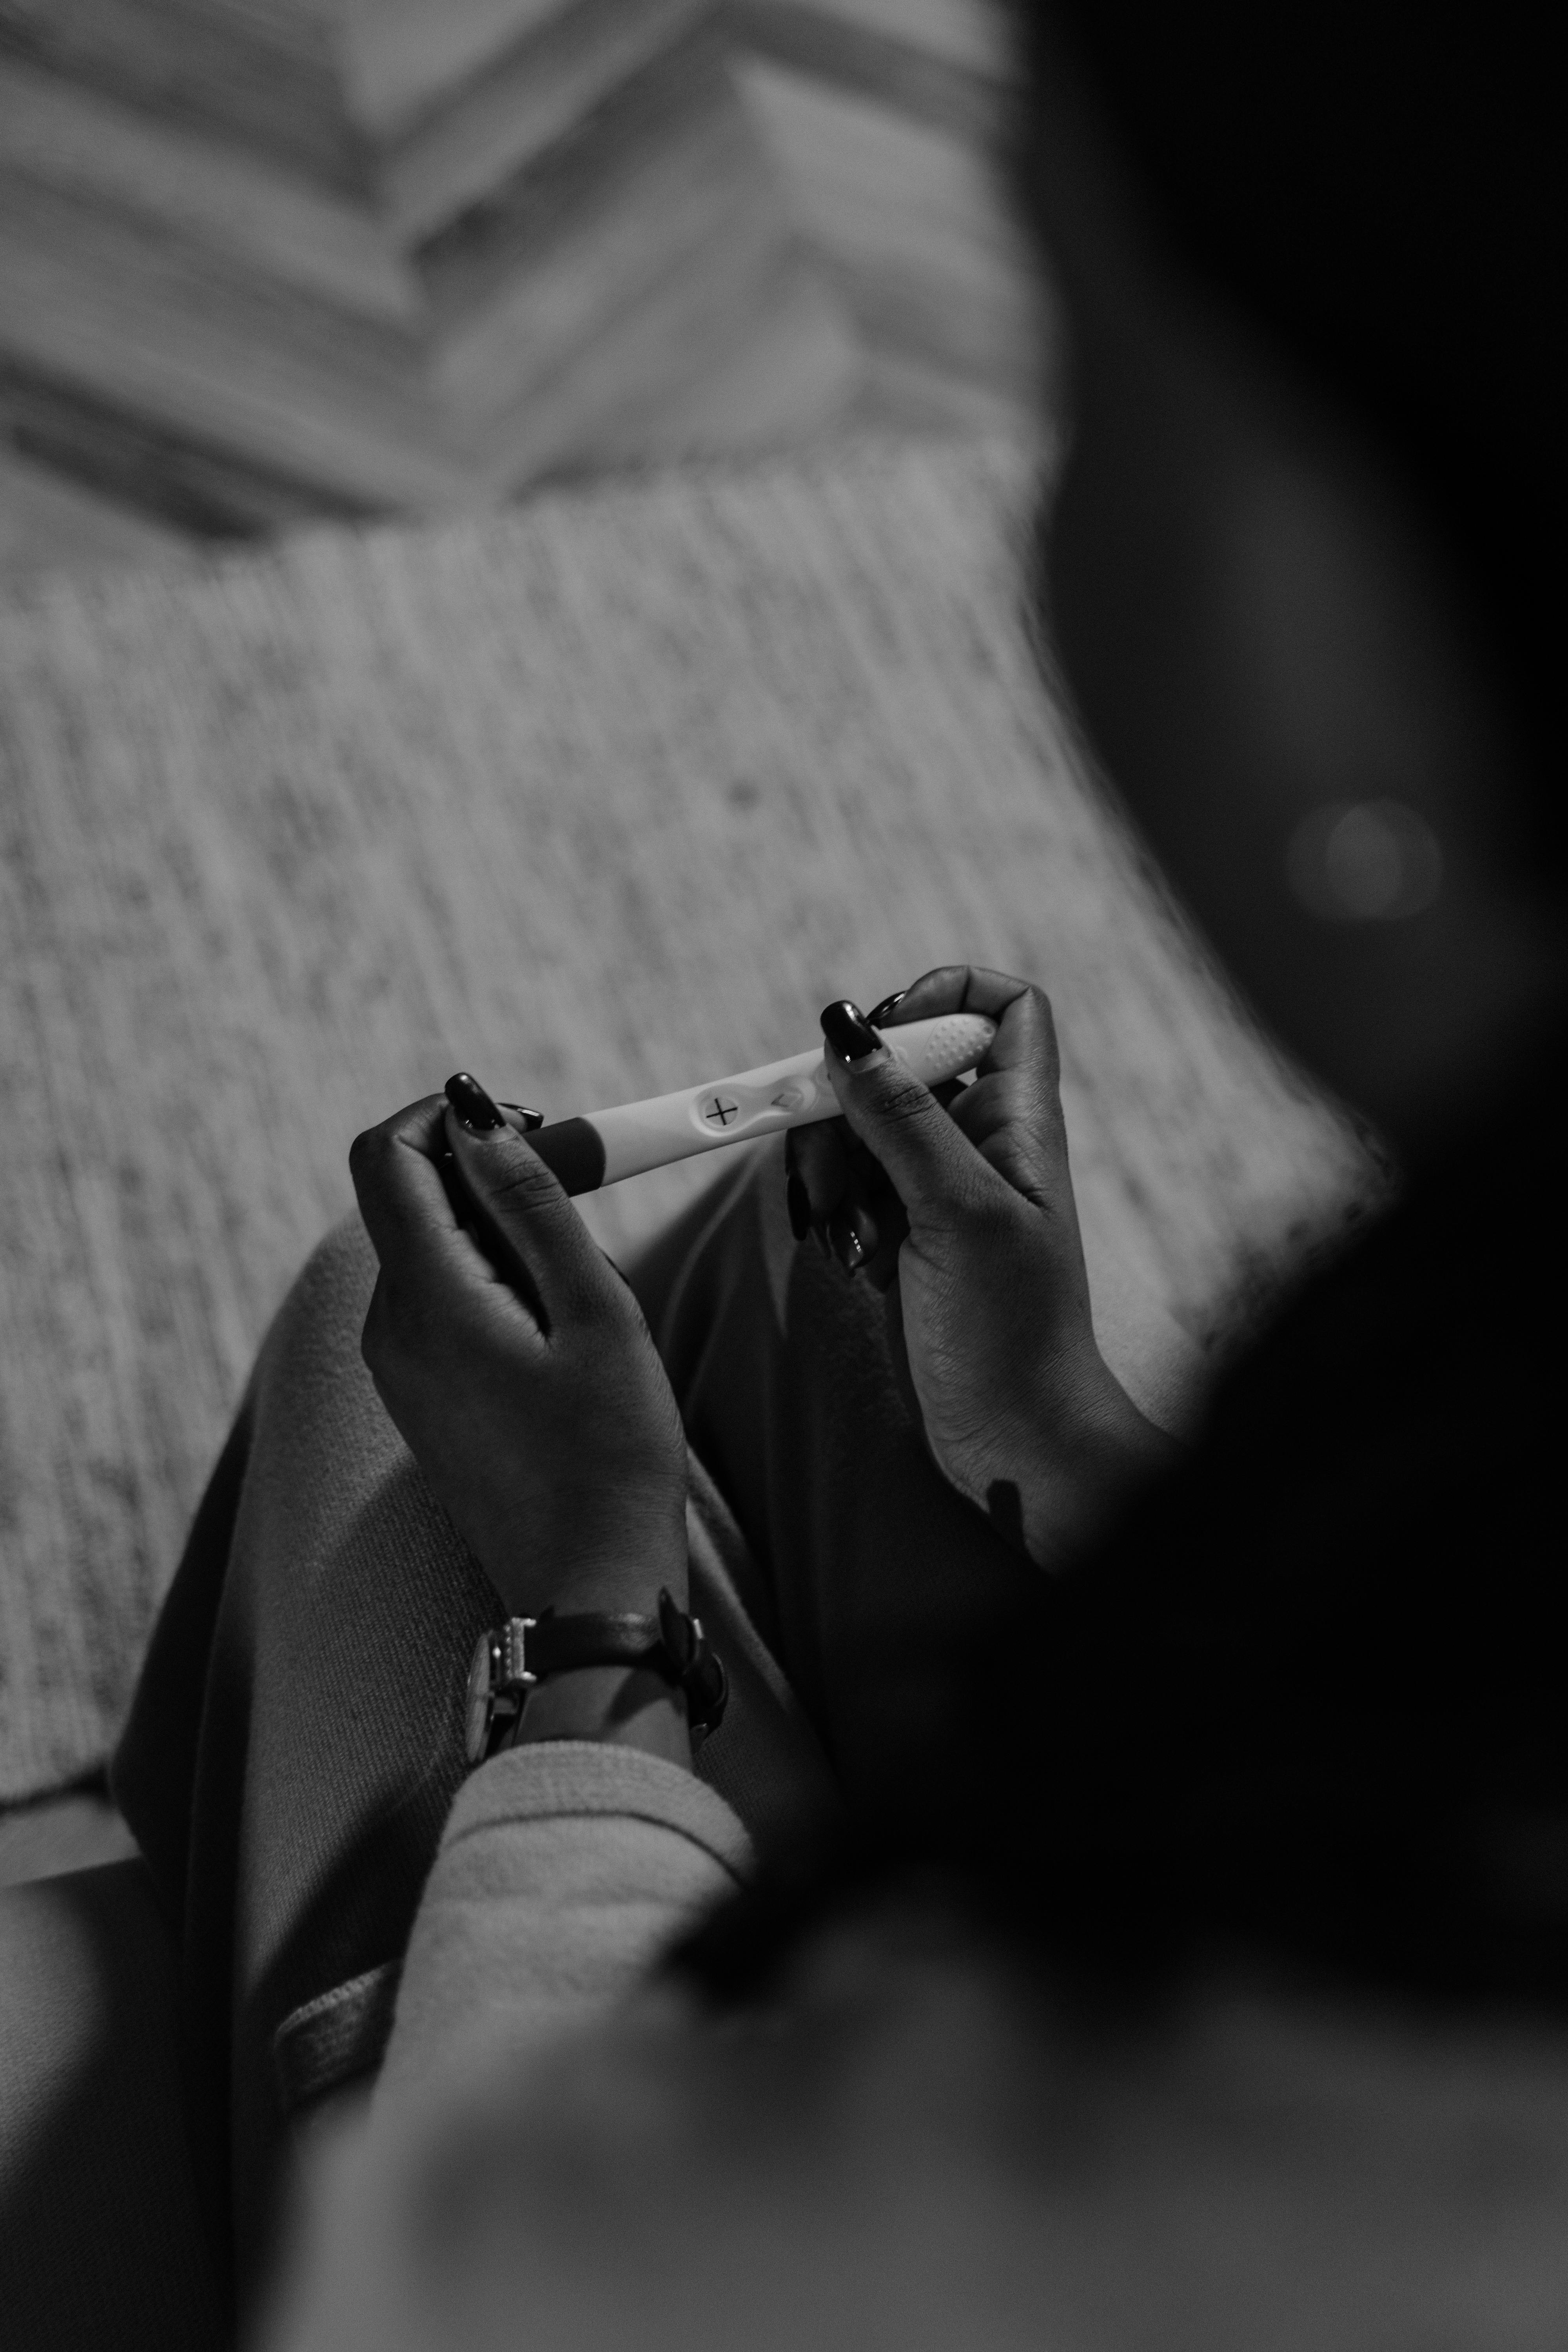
[819,1001,981,1222]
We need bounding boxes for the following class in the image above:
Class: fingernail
[828,1209,866,1274]
[866,990,907,1026]
[445,1072,507,1133]
[499,1102,544,1130]
[812,1216,832,1262]
[786,1168,811,1242]
[820,1000,886,1069]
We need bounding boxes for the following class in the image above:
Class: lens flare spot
[1285,799,1443,922]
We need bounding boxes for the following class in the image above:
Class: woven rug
[0,438,1376,1800]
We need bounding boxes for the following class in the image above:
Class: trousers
[34,1140,1027,2337]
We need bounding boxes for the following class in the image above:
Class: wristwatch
[465,1587,728,1764]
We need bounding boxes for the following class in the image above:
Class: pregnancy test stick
[506,1012,997,1195]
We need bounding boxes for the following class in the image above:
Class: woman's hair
[1011,0,1563,864]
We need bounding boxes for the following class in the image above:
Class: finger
[785,1154,813,1243]
[819,1000,987,1225]
[856,1090,945,1288]
[443,1073,623,1325]
[350,1094,474,1284]
[790,1116,901,1270]
[352,1093,560,1348]
[860,1192,908,1291]
[360,1265,394,1381]
[941,985,1073,1209]
[868,971,1073,1210]
[359,1265,422,1416]
[789,1118,851,1225]
[869,964,1034,1034]
[348,1090,555,1342]
[825,1201,871,1277]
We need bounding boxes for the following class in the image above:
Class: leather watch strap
[466,1592,729,1765]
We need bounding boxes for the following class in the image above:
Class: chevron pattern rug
[0,0,1045,563]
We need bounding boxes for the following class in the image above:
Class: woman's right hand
[350,1081,691,1624]
[788,967,1176,1566]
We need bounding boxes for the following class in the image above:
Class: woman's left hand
[350,1079,690,1622]
[786,968,1176,1567]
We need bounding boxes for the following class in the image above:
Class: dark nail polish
[445,1072,506,1133]
[866,990,907,1027]
[820,1000,882,1066]
[786,1168,812,1242]
[828,1209,865,1274]
[499,1102,544,1130]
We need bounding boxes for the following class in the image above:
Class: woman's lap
[114,1209,494,2307]
[110,1139,1025,2312]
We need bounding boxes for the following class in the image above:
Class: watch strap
[525,1610,667,1678]
[465,1590,728,1766]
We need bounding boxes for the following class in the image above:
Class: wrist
[470,1589,722,1768]
[513,1663,691,1766]
[550,1560,689,1618]
[483,1503,689,1621]
[964,1346,1178,1570]
[1032,1353,1177,1561]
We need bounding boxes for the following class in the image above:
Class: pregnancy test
[505,1011,997,1195]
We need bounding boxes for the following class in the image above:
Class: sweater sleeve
[262,1741,751,2352]
[372,1738,753,2112]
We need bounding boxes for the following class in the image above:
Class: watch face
[465,1631,496,1766]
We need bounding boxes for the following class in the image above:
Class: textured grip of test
[882,1011,996,1085]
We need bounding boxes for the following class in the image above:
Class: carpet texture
[0,437,1376,1800]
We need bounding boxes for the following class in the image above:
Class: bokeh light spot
[1285,800,1444,922]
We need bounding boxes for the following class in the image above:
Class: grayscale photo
[2,3,1563,2346]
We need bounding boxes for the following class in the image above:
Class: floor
[0,0,1045,1876]
[0,1789,139,1889]
[0,0,1045,583]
